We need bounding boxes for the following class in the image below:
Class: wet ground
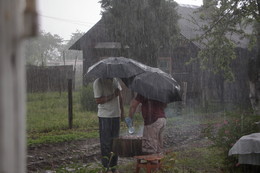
[27,115,213,172]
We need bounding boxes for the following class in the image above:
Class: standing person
[93,78,124,173]
[128,93,167,154]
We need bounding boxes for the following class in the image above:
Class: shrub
[203,112,259,171]
[80,84,97,112]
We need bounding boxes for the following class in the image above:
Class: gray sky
[37,0,202,40]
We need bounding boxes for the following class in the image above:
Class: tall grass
[27,91,98,132]
[26,91,100,145]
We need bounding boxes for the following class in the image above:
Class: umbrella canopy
[125,67,182,103]
[86,57,148,79]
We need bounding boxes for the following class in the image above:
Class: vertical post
[182,81,187,107]
[59,68,62,96]
[63,51,66,65]
[68,79,73,129]
[1,0,38,172]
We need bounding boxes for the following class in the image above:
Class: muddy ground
[27,115,214,172]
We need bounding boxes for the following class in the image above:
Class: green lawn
[27,91,101,146]
[26,91,134,146]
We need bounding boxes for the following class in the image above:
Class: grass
[27,92,97,132]
[26,91,101,145]
[27,91,256,172]
[175,147,225,173]
[26,91,135,145]
[27,129,98,146]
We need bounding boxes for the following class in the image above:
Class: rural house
[69,4,255,110]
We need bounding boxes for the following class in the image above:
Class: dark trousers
[99,117,120,169]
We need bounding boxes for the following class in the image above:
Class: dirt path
[27,115,213,172]
[27,138,101,172]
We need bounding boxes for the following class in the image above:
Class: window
[157,57,172,74]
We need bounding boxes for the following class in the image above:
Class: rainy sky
[37,0,203,40]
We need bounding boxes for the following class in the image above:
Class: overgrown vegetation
[80,84,97,112]
[27,91,98,132]
[194,0,260,114]
[203,112,259,172]
[27,90,99,146]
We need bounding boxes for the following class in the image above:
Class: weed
[203,111,259,171]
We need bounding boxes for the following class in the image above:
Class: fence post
[68,79,73,129]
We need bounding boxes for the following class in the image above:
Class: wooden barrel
[112,136,143,157]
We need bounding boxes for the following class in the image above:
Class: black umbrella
[125,67,182,103]
[86,57,148,78]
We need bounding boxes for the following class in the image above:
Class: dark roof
[69,19,109,50]
[177,4,252,49]
[69,5,252,50]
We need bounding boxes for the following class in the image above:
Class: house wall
[169,42,252,110]
[80,35,253,110]
[75,12,253,110]
[170,42,202,107]
[223,48,253,108]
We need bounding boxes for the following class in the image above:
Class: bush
[80,84,97,112]
[203,112,259,171]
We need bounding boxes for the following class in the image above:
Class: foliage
[193,0,259,81]
[100,0,180,66]
[65,30,85,50]
[24,30,64,65]
[63,30,84,61]
[203,112,259,170]
[24,29,84,66]
[80,84,97,112]
[197,36,236,80]
[27,130,98,146]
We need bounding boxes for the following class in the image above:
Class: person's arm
[95,89,119,104]
[128,98,140,119]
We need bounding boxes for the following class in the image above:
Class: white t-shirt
[93,78,122,118]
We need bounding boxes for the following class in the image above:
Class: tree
[64,30,84,61]
[99,0,180,66]
[24,31,64,66]
[195,0,260,114]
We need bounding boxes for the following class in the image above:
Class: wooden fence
[26,65,74,92]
